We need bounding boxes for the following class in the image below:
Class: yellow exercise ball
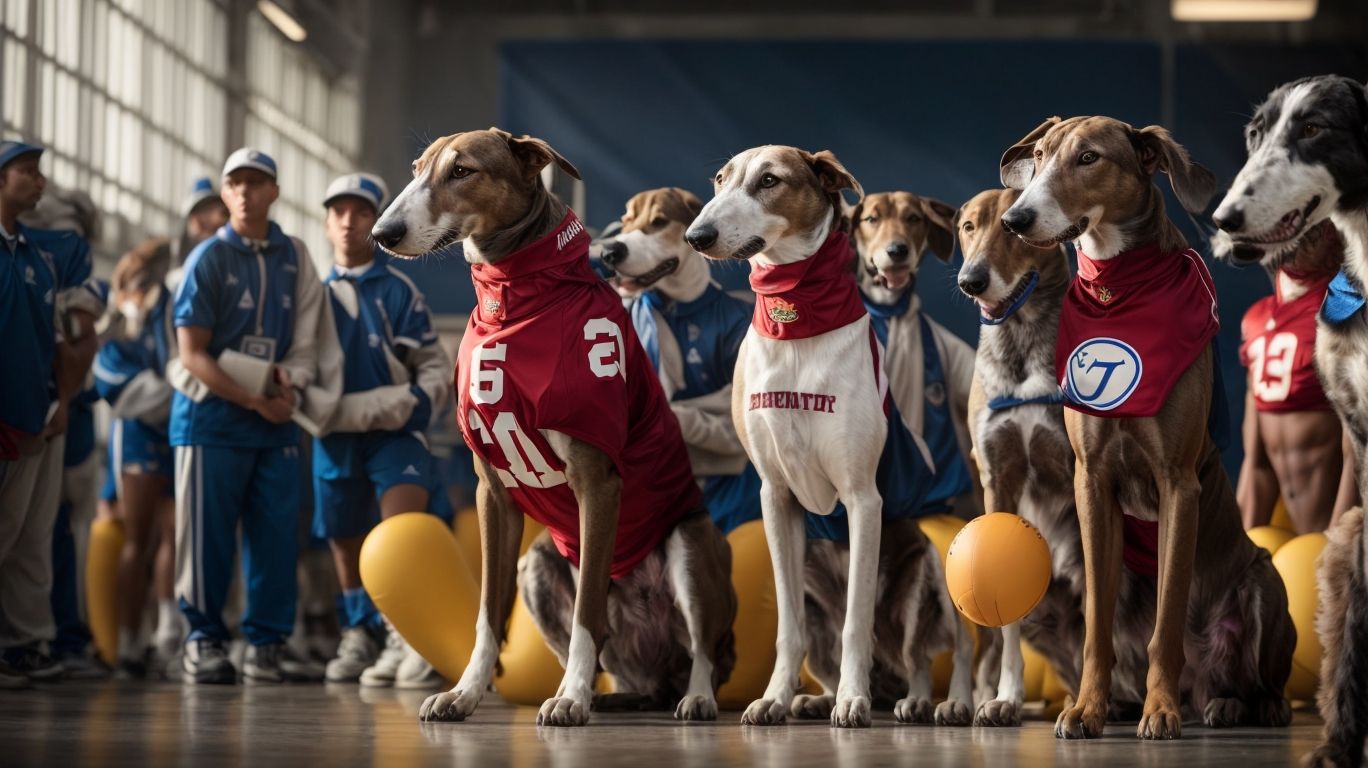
[1021,640,1047,702]
[717,518,779,709]
[945,513,1052,627]
[360,512,479,683]
[918,515,977,697]
[1271,532,1327,701]
[1271,497,1294,532]
[494,594,567,705]
[85,516,124,665]
[1247,525,1296,557]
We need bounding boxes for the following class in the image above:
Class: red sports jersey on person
[1239,271,1334,413]
[1056,243,1219,417]
[455,211,701,580]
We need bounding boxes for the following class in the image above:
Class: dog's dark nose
[372,220,407,249]
[685,223,718,252]
[600,240,628,267]
[885,242,910,261]
[959,267,990,296]
[1001,207,1035,235]
[1213,207,1244,233]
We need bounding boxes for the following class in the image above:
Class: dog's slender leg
[1137,470,1200,740]
[419,457,523,723]
[742,482,806,726]
[1307,508,1368,768]
[895,650,935,724]
[665,513,736,722]
[936,610,976,726]
[533,437,621,728]
[1056,457,1122,740]
[975,621,1024,726]
[831,491,882,728]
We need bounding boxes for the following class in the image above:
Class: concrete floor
[0,683,1323,767]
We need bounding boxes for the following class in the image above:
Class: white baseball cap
[222,147,277,180]
[322,173,388,212]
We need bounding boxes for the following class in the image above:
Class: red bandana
[1056,243,1219,418]
[469,211,592,327]
[749,230,866,340]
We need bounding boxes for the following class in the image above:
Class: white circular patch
[1065,337,1143,411]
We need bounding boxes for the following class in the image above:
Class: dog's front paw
[1202,697,1246,728]
[537,694,591,727]
[935,698,973,727]
[790,694,834,720]
[419,688,480,722]
[674,694,718,722]
[741,698,788,726]
[893,697,934,724]
[973,698,1021,727]
[831,695,872,728]
[1055,702,1105,739]
[1136,704,1182,740]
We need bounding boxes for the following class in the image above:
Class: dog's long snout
[1001,206,1035,235]
[600,240,628,267]
[1212,206,1245,233]
[958,262,990,296]
[372,219,407,250]
[685,223,718,252]
[885,242,910,261]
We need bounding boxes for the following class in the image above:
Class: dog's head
[685,145,863,265]
[110,237,171,339]
[957,188,1068,323]
[599,187,705,296]
[372,127,580,263]
[999,116,1216,257]
[849,191,956,295]
[1212,75,1368,269]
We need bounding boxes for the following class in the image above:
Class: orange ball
[945,513,1052,627]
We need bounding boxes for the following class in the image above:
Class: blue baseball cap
[222,147,277,180]
[323,173,388,212]
[0,140,44,171]
[181,176,221,217]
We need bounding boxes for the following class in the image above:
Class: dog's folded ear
[1000,117,1061,191]
[921,197,958,263]
[1132,125,1217,215]
[803,150,864,204]
[494,128,582,182]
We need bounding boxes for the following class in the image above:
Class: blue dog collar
[979,270,1040,326]
[1321,268,1366,326]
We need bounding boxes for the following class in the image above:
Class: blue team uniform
[94,287,175,487]
[630,284,761,535]
[804,292,973,541]
[171,222,305,646]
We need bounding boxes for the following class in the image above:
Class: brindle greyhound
[999,116,1294,740]
[1211,74,1368,768]
[372,128,735,726]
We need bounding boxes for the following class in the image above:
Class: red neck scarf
[1056,242,1219,417]
[469,211,593,327]
[749,229,866,340]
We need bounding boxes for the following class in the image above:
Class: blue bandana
[1320,268,1366,326]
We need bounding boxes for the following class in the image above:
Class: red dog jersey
[456,212,701,580]
[1239,271,1334,413]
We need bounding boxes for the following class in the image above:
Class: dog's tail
[1312,507,1368,768]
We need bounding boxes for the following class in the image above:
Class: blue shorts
[312,431,440,539]
[107,418,174,499]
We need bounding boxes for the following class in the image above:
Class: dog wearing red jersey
[373,128,735,726]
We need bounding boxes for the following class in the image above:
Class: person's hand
[252,392,295,424]
[42,400,69,441]
[273,367,298,408]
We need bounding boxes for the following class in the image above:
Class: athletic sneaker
[358,629,405,688]
[152,637,182,681]
[3,645,65,681]
[244,643,326,684]
[325,627,380,683]
[395,646,443,690]
[0,658,33,689]
[56,652,110,680]
[182,639,237,685]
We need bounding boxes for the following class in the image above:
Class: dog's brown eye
[862,215,878,224]
[713,173,724,184]
[962,221,975,233]
[1079,151,1098,165]
[759,173,780,189]
[1302,123,1322,139]
[1033,148,1043,160]
[650,216,668,228]
[450,165,473,180]
[905,213,921,223]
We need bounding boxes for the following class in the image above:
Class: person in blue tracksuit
[0,141,101,685]
[311,173,452,686]
[169,148,331,684]
[93,239,183,678]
